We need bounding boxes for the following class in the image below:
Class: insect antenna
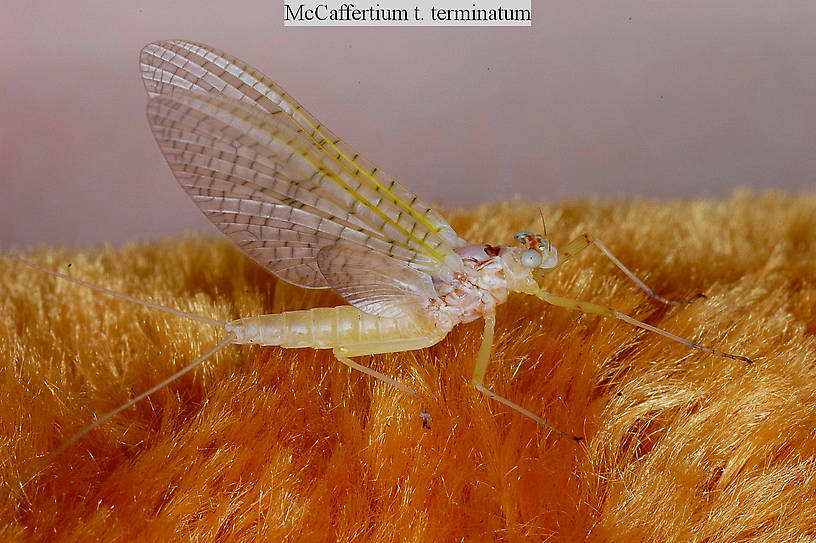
[538,207,551,252]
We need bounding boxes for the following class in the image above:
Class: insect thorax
[432,244,514,323]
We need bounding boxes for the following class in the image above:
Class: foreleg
[533,288,752,363]
[549,233,704,306]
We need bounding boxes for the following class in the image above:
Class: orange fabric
[3,192,815,542]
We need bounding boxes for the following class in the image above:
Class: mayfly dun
[15,40,753,480]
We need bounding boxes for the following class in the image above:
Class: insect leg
[470,313,582,441]
[470,312,496,386]
[546,233,704,306]
[334,335,447,425]
[533,288,753,363]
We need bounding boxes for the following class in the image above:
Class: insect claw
[685,292,707,304]
[420,411,432,429]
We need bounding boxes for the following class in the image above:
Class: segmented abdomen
[226,306,430,348]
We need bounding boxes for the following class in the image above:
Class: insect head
[514,231,558,270]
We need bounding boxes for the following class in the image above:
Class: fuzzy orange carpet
[2,192,815,542]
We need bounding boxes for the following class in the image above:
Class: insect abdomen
[226,306,425,349]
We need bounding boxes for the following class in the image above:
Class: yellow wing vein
[182,44,446,255]
[143,40,455,264]
[235,109,447,261]
[304,120,443,236]
[284,132,446,262]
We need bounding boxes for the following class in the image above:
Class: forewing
[141,40,466,285]
[147,91,433,287]
[316,243,439,319]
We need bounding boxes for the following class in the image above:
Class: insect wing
[141,40,465,288]
[316,242,439,320]
[147,91,416,287]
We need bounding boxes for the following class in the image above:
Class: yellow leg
[533,288,753,363]
[470,312,496,386]
[549,233,704,306]
[333,334,447,427]
[470,313,582,441]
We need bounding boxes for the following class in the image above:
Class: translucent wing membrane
[317,243,440,319]
[141,40,464,290]
[148,92,432,286]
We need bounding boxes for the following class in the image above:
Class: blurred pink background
[2,1,815,249]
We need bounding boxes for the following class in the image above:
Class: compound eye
[515,231,531,243]
[520,249,543,268]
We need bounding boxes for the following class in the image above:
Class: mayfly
[17,41,752,476]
